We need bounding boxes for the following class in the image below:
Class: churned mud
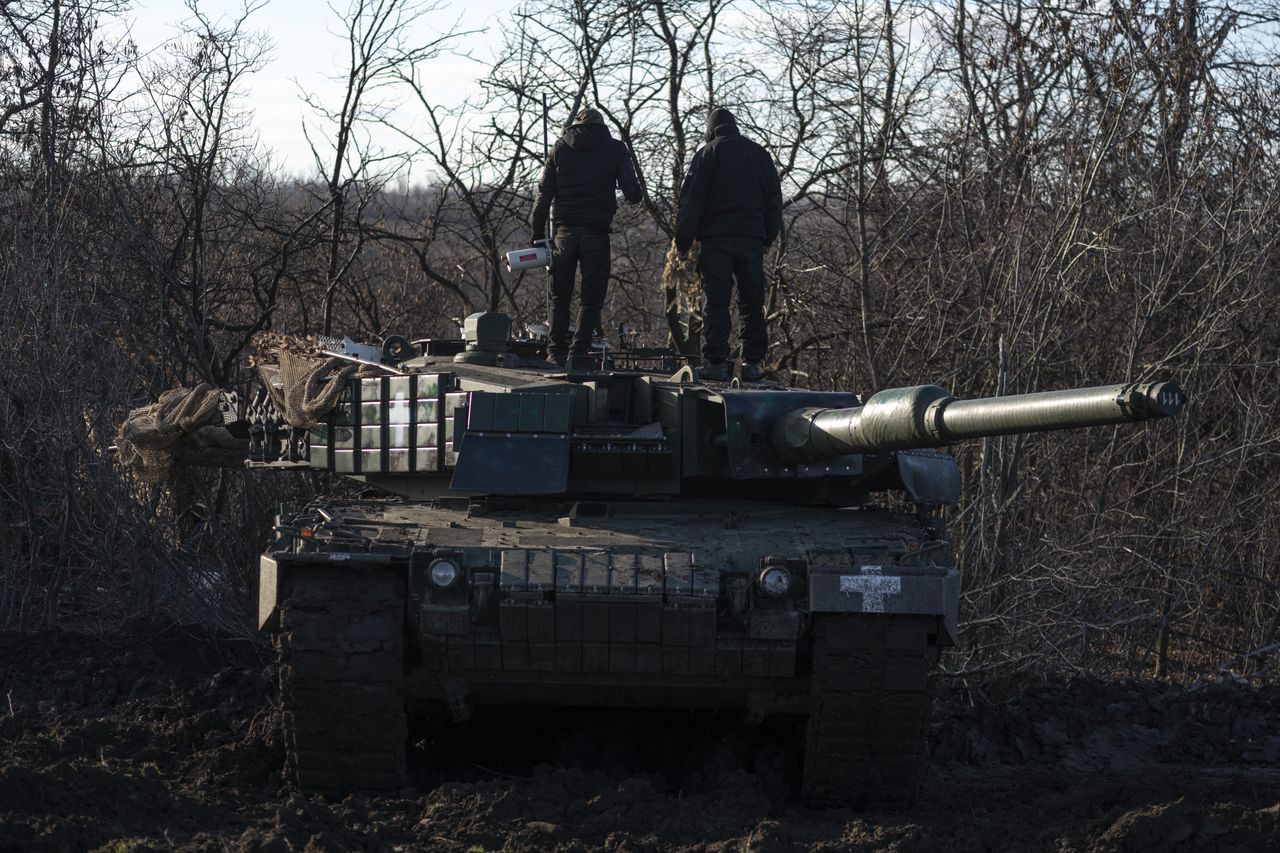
[1,623,1277,852]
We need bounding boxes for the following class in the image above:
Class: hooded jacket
[531,121,643,239]
[674,108,782,251]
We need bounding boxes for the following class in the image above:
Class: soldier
[674,107,782,382]
[531,107,644,365]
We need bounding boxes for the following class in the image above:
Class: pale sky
[122,0,513,174]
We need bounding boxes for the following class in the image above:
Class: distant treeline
[1,0,1276,682]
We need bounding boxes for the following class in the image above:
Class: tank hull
[262,498,956,804]
[259,498,957,691]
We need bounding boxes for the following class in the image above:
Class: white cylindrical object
[505,245,550,271]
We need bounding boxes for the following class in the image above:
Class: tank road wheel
[276,563,408,794]
[801,614,939,809]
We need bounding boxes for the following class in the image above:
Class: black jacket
[531,122,642,239]
[674,108,782,252]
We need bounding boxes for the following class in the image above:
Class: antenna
[542,92,552,323]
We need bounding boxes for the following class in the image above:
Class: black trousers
[550,227,611,359]
[698,235,767,363]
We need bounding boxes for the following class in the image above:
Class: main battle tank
[174,312,1185,806]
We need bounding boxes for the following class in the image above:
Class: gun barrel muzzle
[773,380,1185,462]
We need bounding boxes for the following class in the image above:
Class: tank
[168,312,1185,807]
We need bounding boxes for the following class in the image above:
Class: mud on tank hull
[260,497,958,807]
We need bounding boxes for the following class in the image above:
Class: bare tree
[301,0,462,334]
[1,0,1277,683]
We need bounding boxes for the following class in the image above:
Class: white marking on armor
[329,553,350,561]
[860,564,884,574]
[840,574,902,612]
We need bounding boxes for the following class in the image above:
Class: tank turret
[772,380,1185,462]
[224,313,1185,509]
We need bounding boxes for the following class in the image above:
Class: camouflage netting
[116,384,248,483]
[115,335,357,483]
[662,239,703,329]
[251,332,356,428]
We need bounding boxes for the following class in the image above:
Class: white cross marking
[839,574,902,612]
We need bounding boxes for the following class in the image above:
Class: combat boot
[698,361,731,382]
[740,362,764,383]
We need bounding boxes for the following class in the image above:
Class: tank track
[276,563,408,793]
[801,614,939,808]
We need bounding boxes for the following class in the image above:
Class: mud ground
[1,623,1277,852]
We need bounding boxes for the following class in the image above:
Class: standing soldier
[674,107,782,382]
[531,108,643,365]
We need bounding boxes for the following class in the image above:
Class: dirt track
[1,623,1277,852]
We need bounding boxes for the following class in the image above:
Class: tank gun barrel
[773,380,1185,462]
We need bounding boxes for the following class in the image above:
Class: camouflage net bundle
[251,332,356,429]
[114,334,359,482]
[662,239,703,331]
[116,384,247,483]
